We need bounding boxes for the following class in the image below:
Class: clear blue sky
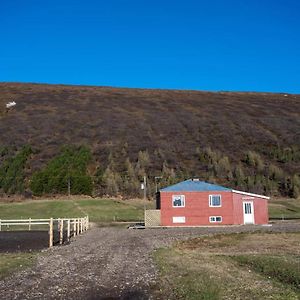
[1,0,299,93]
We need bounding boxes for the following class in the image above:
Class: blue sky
[0,0,299,93]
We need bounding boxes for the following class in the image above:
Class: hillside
[0,82,299,197]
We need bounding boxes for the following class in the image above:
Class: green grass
[154,233,300,300]
[269,198,300,219]
[154,248,221,300]
[232,255,300,290]
[0,252,37,279]
[0,198,150,223]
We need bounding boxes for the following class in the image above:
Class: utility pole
[155,176,162,193]
[143,175,147,214]
[68,177,71,197]
[143,175,147,201]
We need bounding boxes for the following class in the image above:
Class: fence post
[73,219,76,237]
[67,219,70,242]
[87,215,89,229]
[80,218,83,234]
[29,218,31,231]
[59,219,64,245]
[0,219,1,232]
[49,218,53,248]
[77,218,80,235]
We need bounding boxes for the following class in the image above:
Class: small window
[209,195,221,207]
[244,203,252,214]
[209,216,222,223]
[172,195,185,207]
[173,216,186,223]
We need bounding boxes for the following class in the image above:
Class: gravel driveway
[1,223,300,300]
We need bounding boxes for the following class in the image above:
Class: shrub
[0,145,32,194]
[291,175,300,199]
[101,167,121,196]
[30,146,92,196]
[268,164,284,180]
[244,151,264,172]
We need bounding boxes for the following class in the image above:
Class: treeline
[0,145,299,199]
[94,150,180,198]
[198,147,300,199]
[30,146,93,195]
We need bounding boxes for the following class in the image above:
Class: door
[243,202,254,224]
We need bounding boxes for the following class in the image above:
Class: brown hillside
[0,82,299,193]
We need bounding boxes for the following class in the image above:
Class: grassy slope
[0,198,154,223]
[268,198,300,219]
[154,233,300,299]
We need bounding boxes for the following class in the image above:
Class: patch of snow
[6,101,16,108]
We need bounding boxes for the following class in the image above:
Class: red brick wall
[160,191,234,226]
[160,191,269,226]
[232,193,269,224]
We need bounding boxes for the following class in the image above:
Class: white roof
[232,189,270,200]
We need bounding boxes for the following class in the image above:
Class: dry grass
[180,232,300,255]
[154,232,300,299]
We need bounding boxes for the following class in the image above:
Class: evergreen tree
[0,145,32,194]
[30,146,92,196]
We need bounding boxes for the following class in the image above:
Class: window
[209,216,222,223]
[172,195,185,207]
[209,195,221,207]
[244,203,252,214]
[173,216,186,223]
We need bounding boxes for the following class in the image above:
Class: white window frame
[209,216,222,223]
[209,194,222,207]
[172,195,185,208]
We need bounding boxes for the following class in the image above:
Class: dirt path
[1,223,300,300]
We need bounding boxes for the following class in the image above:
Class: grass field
[154,232,300,299]
[0,198,155,223]
[268,198,300,219]
[0,253,37,280]
[0,197,299,223]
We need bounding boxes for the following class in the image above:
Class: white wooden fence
[0,216,89,248]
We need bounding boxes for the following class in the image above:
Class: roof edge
[232,189,270,200]
[160,189,231,192]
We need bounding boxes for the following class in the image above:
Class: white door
[243,202,254,224]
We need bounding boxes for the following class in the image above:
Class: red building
[159,179,269,226]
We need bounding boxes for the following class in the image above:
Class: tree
[123,158,140,196]
[268,164,284,180]
[102,167,120,196]
[135,150,150,177]
[244,151,264,172]
[0,145,32,194]
[30,146,93,196]
[291,175,300,199]
[233,164,245,188]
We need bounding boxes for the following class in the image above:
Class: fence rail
[0,216,89,248]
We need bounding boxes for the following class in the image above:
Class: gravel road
[1,223,300,300]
